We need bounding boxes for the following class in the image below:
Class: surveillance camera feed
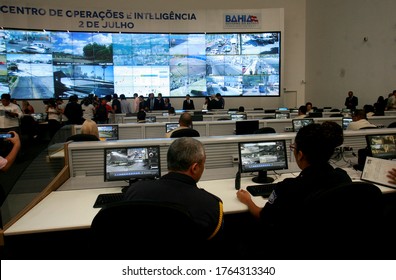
[292,118,314,132]
[104,146,161,182]
[0,29,280,99]
[239,140,288,183]
[97,124,119,141]
[365,134,396,160]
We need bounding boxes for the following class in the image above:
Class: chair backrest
[170,128,200,138]
[66,134,100,142]
[253,127,276,134]
[90,200,206,259]
[267,182,384,258]
[388,122,396,128]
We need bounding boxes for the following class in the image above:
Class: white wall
[2,0,307,112]
[305,0,396,109]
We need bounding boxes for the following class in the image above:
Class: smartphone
[0,133,13,139]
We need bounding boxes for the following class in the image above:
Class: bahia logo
[225,14,259,24]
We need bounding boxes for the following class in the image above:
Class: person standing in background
[182,94,195,110]
[344,90,358,111]
[386,90,396,111]
[120,94,133,114]
[111,93,122,114]
[133,93,140,113]
[21,100,34,114]
[0,94,23,134]
[81,98,95,120]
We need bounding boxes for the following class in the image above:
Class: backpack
[95,104,108,122]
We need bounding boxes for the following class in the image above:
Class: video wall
[0,29,280,99]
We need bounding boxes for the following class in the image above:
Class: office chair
[170,128,200,138]
[388,122,396,128]
[253,127,276,134]
[66,134,100,142]
[90,200,214,259]
[264,182,384,259]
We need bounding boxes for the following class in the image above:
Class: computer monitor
[275,112,290,119]
[191,115,203,121]
[292,118,314,132]
[238,140,288,183]
[235,120,259,135]
[97,124,119,141]
[227,109,238,114]
[146,116,156,123]
[231,113,247,120]
[365,134,396,160]
[104,146,161,183]
[278,107,289,111]
[165,122,179,133]
[308,112,323,118]
[162,112,169,116]
[342,117,352,130]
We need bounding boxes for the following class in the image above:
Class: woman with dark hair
[236,121,352,256]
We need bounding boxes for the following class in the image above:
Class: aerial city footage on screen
[0,30,280,99]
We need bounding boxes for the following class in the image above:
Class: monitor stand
[252,170,274,184]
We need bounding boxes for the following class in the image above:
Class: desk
[4,168,395,236]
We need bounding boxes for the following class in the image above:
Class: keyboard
[246,184,276,198]
[93,193,125,208]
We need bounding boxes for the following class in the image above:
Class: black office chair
[388,122,396,128]
[170,128,200,138]
[253,127,276,134]
[263,182,384,259]
[90,200,215,259]
[66,134,100,142]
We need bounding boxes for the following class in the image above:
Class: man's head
[179,112,193,128]
[298,105,307,115]
[348,91,354,97]
[120,94,126,100]
[293,122,343,169]
[185,94,191,100]
[352,109,366,121]
[167,137,206,182]
[1,93,11,106]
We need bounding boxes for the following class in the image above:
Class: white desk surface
[4,169,395,236]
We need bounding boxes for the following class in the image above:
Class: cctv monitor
[342,117,352,130]
[292,118,314,132]
[275,112,290,119]
[165,122,179,133]
[365,134,396,160]
[278,107,289,111]
[238,140,288,183]
[191,115,203,121]
[104,146,161,183]
[146,116,157,123]
[308,112,323,118]
[231,113,247,120]
[97,124,119,141]
[235,120,259,135]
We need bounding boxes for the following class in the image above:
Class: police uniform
[124,172,223,240]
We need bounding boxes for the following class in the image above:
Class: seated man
[124,137,223,240]
[165,112,200,138]
[347,109,377,130]
[66,119,100,142]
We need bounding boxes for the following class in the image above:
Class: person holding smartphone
[0,131,20,172]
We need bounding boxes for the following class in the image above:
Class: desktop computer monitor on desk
[104,146,161,183]
[238,140,288,184]
[365,133,396,160]
[292,118,314,132]
[97,124,119,141]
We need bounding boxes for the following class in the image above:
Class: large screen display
[0,29,280,99]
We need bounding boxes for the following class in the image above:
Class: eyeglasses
[290,143,296,151]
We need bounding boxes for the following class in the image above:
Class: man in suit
[345,90,358,111]
[182,94,195,110]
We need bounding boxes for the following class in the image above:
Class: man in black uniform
[124,137,223,240]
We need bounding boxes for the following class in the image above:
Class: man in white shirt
[347,109,377,130]
[0,94,23,133]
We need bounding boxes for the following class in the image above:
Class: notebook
[360,156,396,188]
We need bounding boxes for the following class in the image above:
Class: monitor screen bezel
[104,145,161,182]
[165,122,180,133]
[235,120,259,135]
[292,118,314,132]
[365,133,396,160]
[97,124,119,141]
[238,139,289,173]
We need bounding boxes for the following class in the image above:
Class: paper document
[361,156,396,188]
